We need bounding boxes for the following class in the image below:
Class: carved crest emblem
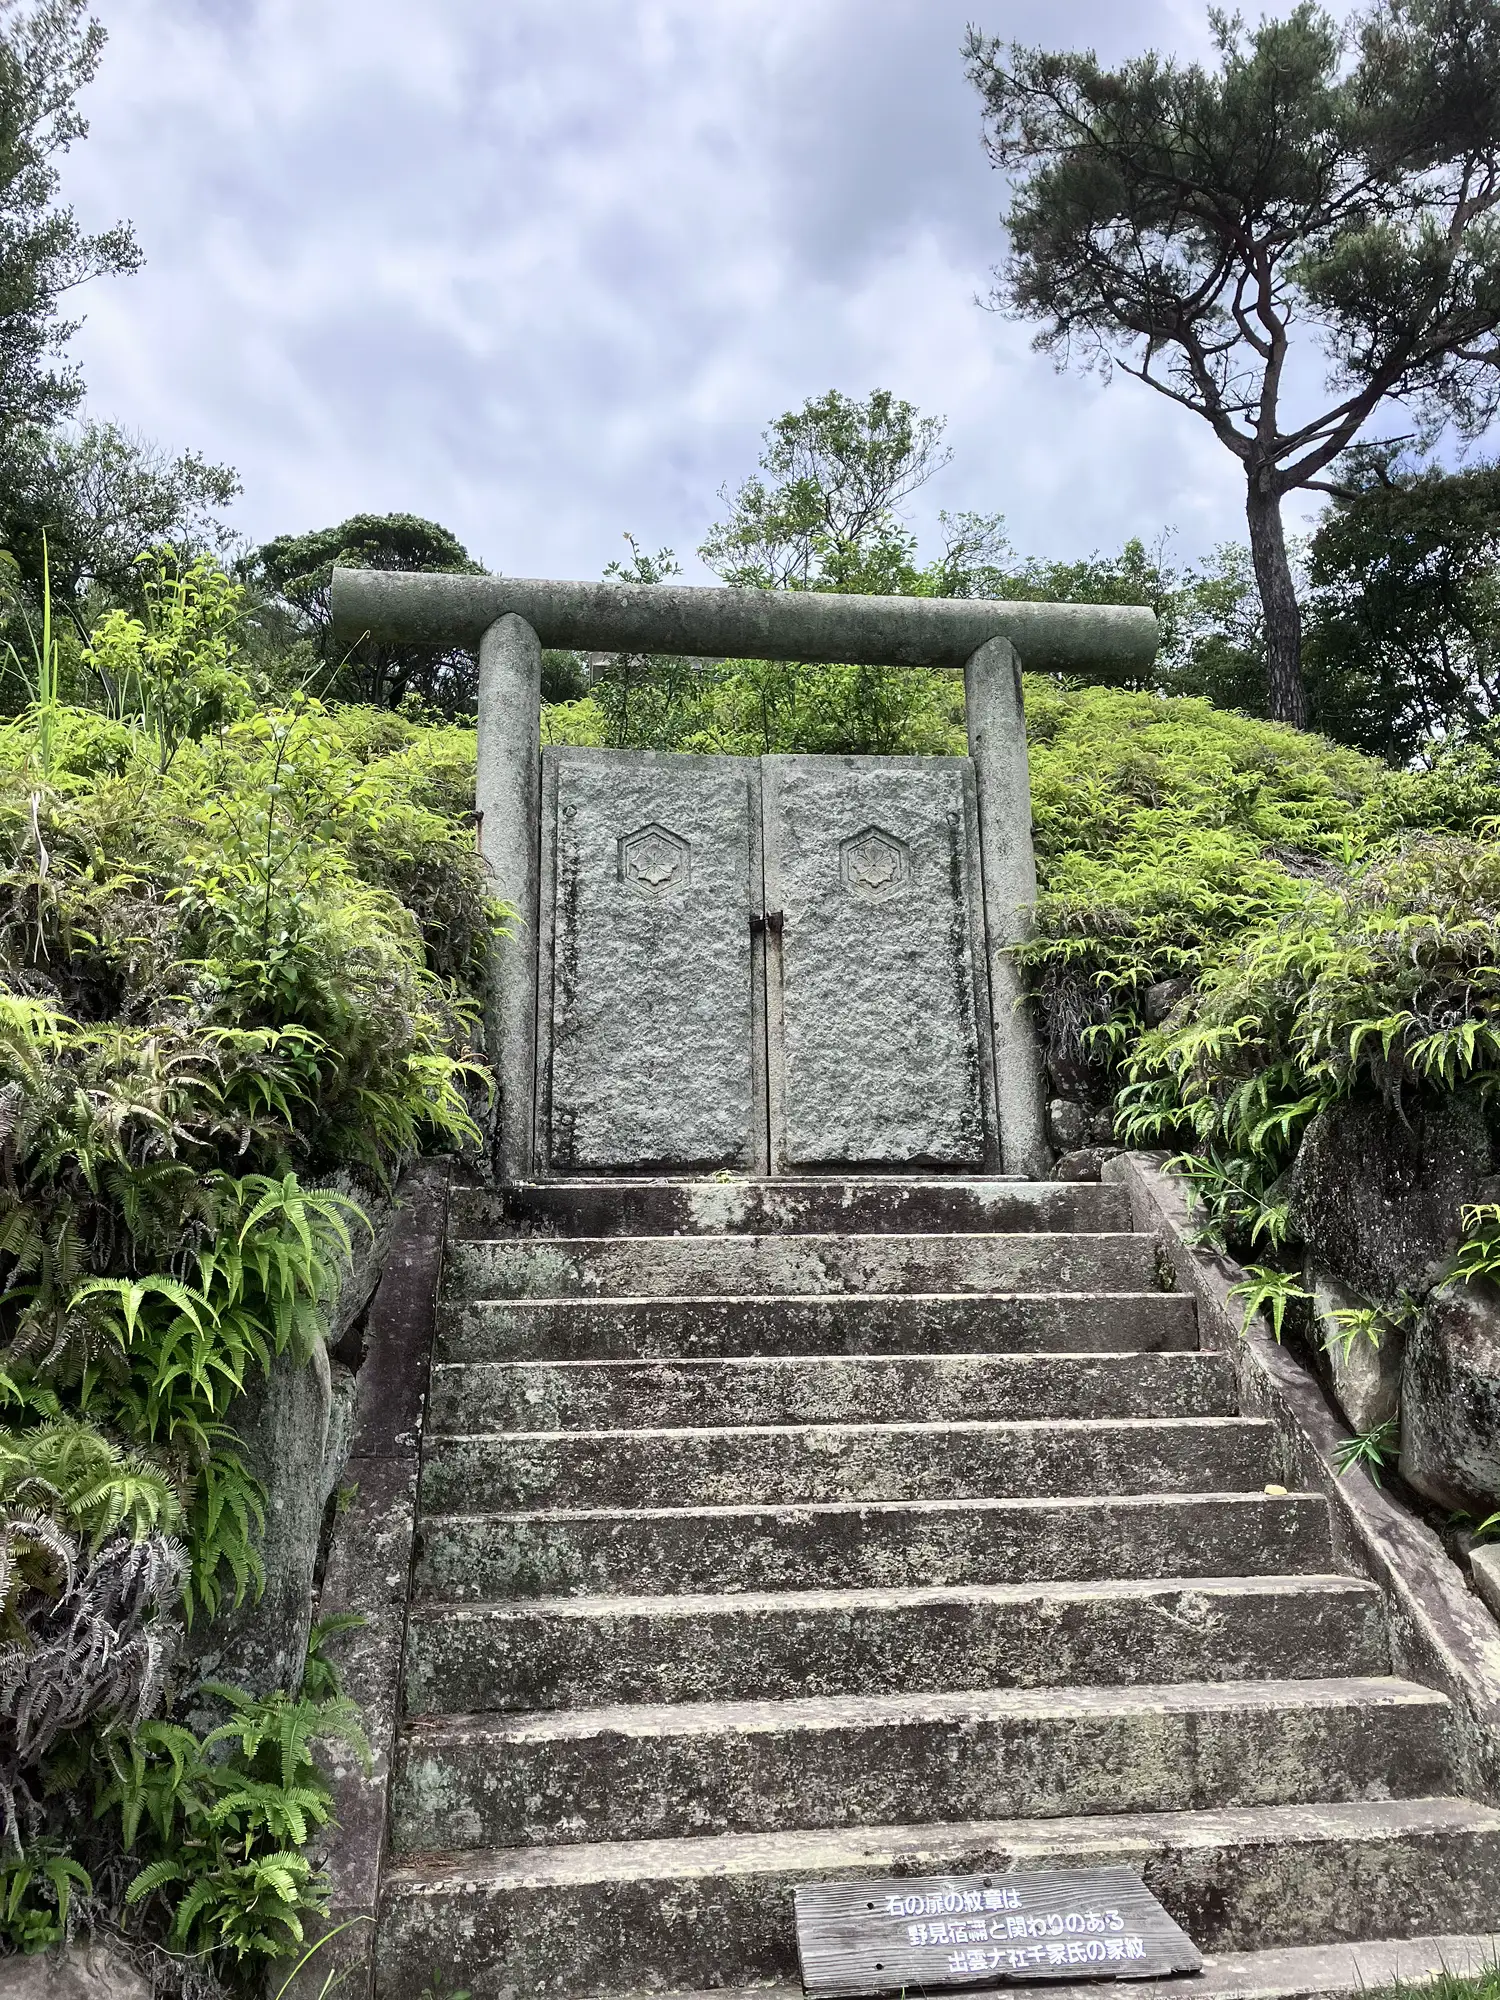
[840,827,910,902]
[619,823,690,895]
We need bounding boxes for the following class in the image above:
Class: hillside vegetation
[0,561,496,1969]
[6,558,1500,1973]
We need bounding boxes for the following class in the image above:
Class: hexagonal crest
[619,822,691,896]
[840,826,910,902]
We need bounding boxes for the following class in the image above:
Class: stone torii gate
[330,570,1157,1183]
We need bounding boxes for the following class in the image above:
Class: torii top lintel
[329,568,1158,675]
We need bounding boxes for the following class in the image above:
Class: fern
[1333,1415,1402,1485]
[1228,1265,1313,1342]
[0,1846,92,1953]
[108,1675,365,1961]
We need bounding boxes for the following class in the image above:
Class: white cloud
[58,0,1314,581]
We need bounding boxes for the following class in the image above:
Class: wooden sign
[794,1866,1203,1998]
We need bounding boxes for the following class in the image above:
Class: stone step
[375,1797,1500,1998]
[414,1491,1336,1601]
[419,1415,1278,1513]
[580,1934,1500,2000]
[443,1232,1157,1302]
[426,1351,1237,1435]
[456,1178,1131,1239]
[390,1678,1450,1854]
[438,1290,1198,1363]
[401,1575,1386,1715]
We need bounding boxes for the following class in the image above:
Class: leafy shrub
[0,555,501,1971]
[1115,832,1500,1243]
[105,1672,368,1962]
[82,552,256,760]
[1019,684,1500,1116]
[0,1845,91,1952]
[543,656,964,757]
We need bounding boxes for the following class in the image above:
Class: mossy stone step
[413,1490,1336,1602]
[419,1415,1278,1513]
[390,1677,1451,1853]
[425,1350,1237,1434]
[456,1177,1131,1240]
[375,1798,1500,2000]
[442,1231,1157,1302]
[437,1289,1197,1363]
[400,1574,1387,1716]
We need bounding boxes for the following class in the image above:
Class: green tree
[587,535,696,748]
[699,389,970,594]
[0,421,239,620]
[0,1,139,436]
[1166,543,1275,715]
[252,512,485,713]
[687,390,1012,754]
[1304,450,1500,759]
[966,0,1500,729]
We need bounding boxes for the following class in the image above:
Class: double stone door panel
[536,747,999,1176]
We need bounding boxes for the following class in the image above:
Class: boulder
[1286,1093,1491,1302]
[1046,1098,1086,1150]
[0,1945,150,2000]
[1399,1279,1500,1512]
[1086,1107,1118,1146]
[1307,1267,1405,1436]
[1143,977,1188,1027]
[1045,1049,1093,1099]
[184,1337,342,1695]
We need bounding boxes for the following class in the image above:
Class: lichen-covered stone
[1048,1098,1087,1149]
[1286,1093,1491,1300]
[1052,1146,1122,1182]
[1400,1280,1500,1511]
[1144,977,1190,1026]
[0,1945,150,2000]
[1470,1543,1500,1624]
[185,1180,393,1695]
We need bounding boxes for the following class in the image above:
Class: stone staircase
[373,1176,1500,1998]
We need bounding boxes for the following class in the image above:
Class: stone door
[761,756,997,1173]
[535,747,998,1175]
[536,750,767,1174]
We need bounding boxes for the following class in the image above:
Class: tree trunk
[1245,474,1306,729]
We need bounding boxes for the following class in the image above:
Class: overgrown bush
[1019,684,1500,1118]
[544,654,964,756]
[0,554,500,1976]
[1116,832,1500,1246]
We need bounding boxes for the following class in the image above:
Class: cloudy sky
[61,0,1337,582]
